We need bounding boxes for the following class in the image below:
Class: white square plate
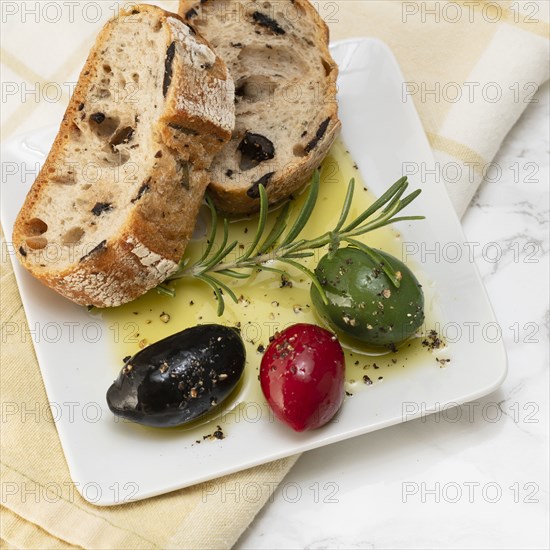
[1,38,507,505]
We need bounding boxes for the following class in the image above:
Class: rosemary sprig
[158,173,424,315]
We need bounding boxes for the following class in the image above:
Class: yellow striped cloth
[1,1,548,548]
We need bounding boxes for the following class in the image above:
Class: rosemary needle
[160,172,424,315]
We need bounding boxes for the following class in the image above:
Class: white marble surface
[236,83,549,550]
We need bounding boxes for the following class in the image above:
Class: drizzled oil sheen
[102,140,448,437]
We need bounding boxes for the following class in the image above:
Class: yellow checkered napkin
[1,1,548,548]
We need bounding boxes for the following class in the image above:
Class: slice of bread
[179,0,341,214]
[12,5,235,308]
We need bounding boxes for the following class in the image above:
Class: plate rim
[0,37,508,505]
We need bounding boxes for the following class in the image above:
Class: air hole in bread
[25,218,48,236]
[63,227,85,245]
[26,236,48,250]
[132,73,139,83]
[321,57,332,77]
[103,64,112,73]
[293,144,307,158]
[89,114,120,139]
[235,75,277,103]
[101,144,130,166]
[177,160,190,189]
[237,46,304,78]
[52,172,77,185]
[97,88,111,99]
[48,164,76,185]
[110,126,134,148]
[50,166,75,184]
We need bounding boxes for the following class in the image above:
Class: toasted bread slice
[13,4,235,307]
[179,0,341,214]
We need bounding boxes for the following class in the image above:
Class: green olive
[310,247,424,347]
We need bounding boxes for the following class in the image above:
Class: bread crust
[12,5,235,307]
[179,0,341,214]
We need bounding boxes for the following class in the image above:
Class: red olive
[260,324,345,432]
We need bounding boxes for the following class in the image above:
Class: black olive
[79,240,107,262]
[106,324,246,427]
[163,42,176,97]
[91,202,112,216]
[305,117,331,153]
[251,11,286,35]
[131,178,151,203]
[247,172,275,199]
[238,132,275,170]
[90,112,106,124]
